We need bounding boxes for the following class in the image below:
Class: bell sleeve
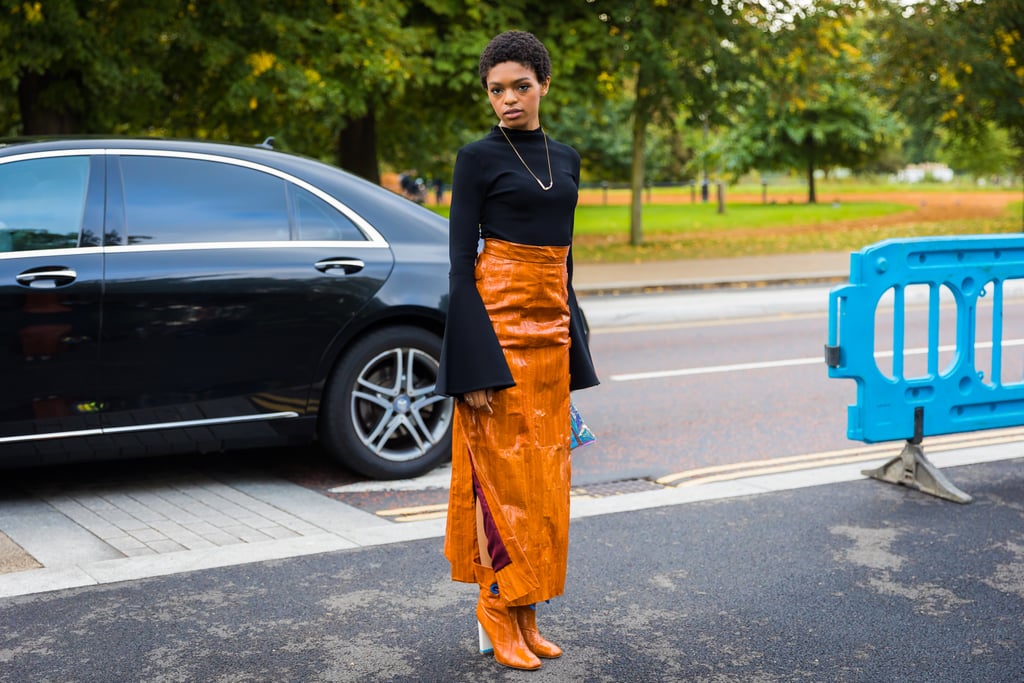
[435,146,515,397]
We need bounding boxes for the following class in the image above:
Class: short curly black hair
[478,31,552,90]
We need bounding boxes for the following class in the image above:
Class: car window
[120,156,289,244]
[292,185,365,241]
[0,156,89,253]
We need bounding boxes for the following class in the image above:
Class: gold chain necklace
[498,126,553,191]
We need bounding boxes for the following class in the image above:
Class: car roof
[0,136,314,170]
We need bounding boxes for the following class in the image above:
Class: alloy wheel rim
[350,346,453,463]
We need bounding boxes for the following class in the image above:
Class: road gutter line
[656,426,1024,485]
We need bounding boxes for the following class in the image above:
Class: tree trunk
[629,87,647,247]
[806,154,817,204]
[18,72,81,134]
[335,109,380,183]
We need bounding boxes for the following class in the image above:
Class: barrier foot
[862,441,973,504]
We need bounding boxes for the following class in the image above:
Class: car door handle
[16,267,78,288]
[314,258,365,274]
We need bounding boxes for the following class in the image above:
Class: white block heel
[477,620,494,654]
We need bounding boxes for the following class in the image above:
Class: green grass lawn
[426,196,1024,262]
[572,201,913,235]
[571,214,1023,263]
[429,199,912,232]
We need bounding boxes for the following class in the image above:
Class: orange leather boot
[474,563,541,671]
[513,605,563,659]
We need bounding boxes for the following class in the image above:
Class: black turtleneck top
[435,126,599,397]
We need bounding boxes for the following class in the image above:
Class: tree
[376,0,525,181]
[938,123,1017,181]
[154,2,433,181]
[0,0,179,134]
[720,1,905,203]
[872,0,1024,178]
[581,1,786,244]
[0,1,441,181]
[380,0,632,186]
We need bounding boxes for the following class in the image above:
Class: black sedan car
[0,137,453,479]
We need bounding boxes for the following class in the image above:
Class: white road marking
[612,356,820,381]
[611,338,1024,382]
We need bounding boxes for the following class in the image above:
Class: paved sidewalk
[1,437,1021,600]
[1,450,1022,682]
[0,464,442,599]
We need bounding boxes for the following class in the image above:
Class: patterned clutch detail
[570,402,596,450]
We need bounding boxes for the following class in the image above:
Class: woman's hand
[463,389,494,414]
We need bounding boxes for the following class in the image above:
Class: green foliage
[0,0,178,133]
[576,1,787,243]
[871,0,1024,175]
[938,123,1018,179]
[0,1,453,168]
[154,1,432,158]
[1,0,1017,234]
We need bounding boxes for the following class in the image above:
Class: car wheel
[320,325,454,479]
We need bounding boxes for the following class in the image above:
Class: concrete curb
[574,272,847,296]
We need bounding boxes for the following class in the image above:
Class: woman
[436,30,599,671]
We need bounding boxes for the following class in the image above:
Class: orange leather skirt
[444,238,572,606]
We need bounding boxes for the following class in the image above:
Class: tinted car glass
[293,185,365,241]
[0,156,89,253]
[120,156,289,244]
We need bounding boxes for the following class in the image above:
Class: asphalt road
[2,284,1024,681]
[575,283,1024,484]
[575,301,851,485]
[1,455,1022,682]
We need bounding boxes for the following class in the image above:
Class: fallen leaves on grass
[573,217,1022,263]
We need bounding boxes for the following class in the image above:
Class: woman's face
[485,61,550,131]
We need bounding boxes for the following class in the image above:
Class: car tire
[320,325,453,479]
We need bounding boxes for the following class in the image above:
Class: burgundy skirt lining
[472,468,511,572]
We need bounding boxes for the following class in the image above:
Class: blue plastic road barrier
[825,235,1024,503]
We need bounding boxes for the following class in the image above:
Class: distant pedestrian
[433,177,444,205]
[436,30,599,671]
[399,170,425,203]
